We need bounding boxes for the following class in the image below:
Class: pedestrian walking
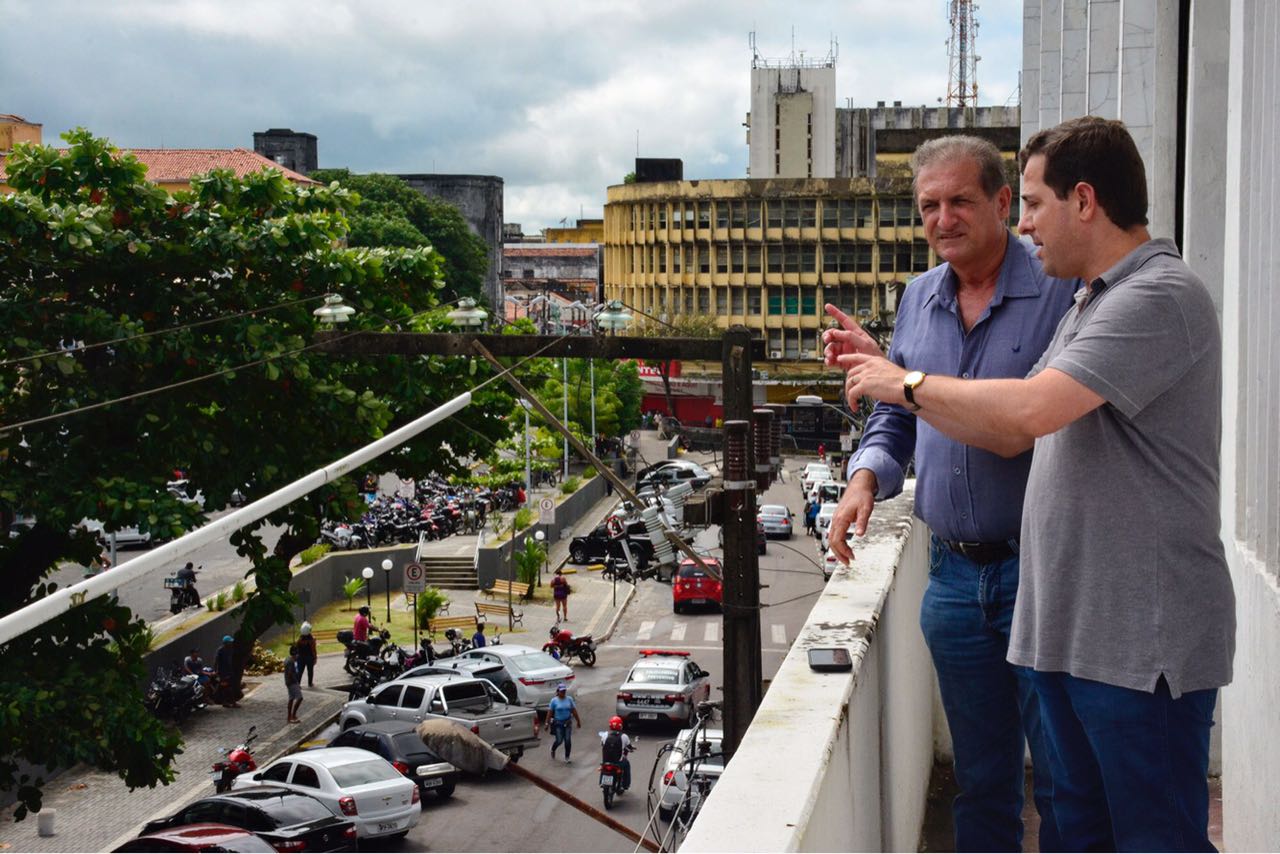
[296,622,318,687]
[285,645,303,724]
[214,635,241,708]
[543,683,581,763]
[551,569,572,622]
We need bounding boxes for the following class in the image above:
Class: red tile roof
[504,246,598,258]
[1,147,317,185]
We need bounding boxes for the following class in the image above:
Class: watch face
[905,370,925,387]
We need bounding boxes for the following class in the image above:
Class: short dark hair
[1019,116,1148,229]
[288,644,298,656]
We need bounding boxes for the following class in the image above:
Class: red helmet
[609,715,624,732]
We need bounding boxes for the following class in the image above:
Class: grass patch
[299,543,332,566]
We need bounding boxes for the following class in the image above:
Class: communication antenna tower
[945,0,981,107]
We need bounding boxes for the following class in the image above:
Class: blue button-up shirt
[848,235,1078,543]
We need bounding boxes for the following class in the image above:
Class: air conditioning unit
[769,349,783,360]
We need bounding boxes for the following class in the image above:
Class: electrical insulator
[723,420,753,488]
[753,409,773,491]
[641,506,676,567]
[666,481,694,510]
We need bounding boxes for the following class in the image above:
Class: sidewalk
[0,480,637,852]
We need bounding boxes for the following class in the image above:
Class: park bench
[475,600,524,628]
[428,614,478,635]
[484,579,531,600]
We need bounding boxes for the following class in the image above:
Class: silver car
[616,650,712,729]
[450,645,575,711]
[657,728,725,820]
[757,504,794,539]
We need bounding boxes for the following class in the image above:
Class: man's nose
[937,202,958,228]
[1016,210,1033,236]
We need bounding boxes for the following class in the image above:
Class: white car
[235,747,419,840]
[806,480,842,506]
[814,502,839,539]
[451,644,575,710]
[657,728,725,820]
[800,463,833,493]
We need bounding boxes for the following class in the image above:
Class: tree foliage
[0,130,514,815]
[308,169,489,303]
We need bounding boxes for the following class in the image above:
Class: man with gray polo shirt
[837,116,1235,851]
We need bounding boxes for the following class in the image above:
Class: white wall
[748,65,836,179]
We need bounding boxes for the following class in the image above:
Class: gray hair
[911,135,1008,198]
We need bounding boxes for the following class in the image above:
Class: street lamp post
[594,301,633,468]
[361,566,374,612]
[534,529,546,587]
[381,558,393,625]
[562,357,569,481]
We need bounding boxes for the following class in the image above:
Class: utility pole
[316,328,766,753]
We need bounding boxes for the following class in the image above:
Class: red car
[673,557,723,613]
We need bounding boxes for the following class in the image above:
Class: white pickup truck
[339,674,541,761]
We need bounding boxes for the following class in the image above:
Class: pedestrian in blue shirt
[472,622,487,649]
[542,682,581,763]
[826,135,1076,852]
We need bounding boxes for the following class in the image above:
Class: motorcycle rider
[600,715,632,791]
[176,561,199,608]
[353,605,373,643]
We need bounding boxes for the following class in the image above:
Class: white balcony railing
[682,486,936,851]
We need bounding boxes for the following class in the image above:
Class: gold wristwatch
[903,370,927,411]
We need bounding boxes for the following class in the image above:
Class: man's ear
[1073,181,1099,222]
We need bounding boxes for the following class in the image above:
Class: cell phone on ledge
[807,647,853,672]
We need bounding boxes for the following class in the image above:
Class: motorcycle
[543,625,597,667]
[442,628,471,657]
[599,742,634,809]
[144,666,208,722]
[212,725,258,793]
[163,565,202,614]
[337,628,390,676]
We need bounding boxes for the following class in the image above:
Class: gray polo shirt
[1009,238,1235,697]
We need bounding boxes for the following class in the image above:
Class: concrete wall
[748,63,836,179]
[834,105,1021,179]
[398,174,504,307]
[474,475,609,589]
[682,489,936,851]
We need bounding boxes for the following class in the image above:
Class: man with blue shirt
[825,135,1075,851]
[543,682,581,764]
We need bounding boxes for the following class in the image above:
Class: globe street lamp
[534,529,546,586]
[361,566,374,612]
[381,558,394,625]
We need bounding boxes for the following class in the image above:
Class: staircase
[421,555,478,589]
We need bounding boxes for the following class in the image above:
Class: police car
[615,650,712,729]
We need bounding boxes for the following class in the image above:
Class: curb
[597,581,636,643]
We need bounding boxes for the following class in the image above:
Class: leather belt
[942,539,1018,564]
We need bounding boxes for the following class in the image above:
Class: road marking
[771,623,787,645]
[612,642,794,654]
[704,622,719,643]
[637,620,655,641]
[671,623,686,641]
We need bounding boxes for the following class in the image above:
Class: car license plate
[208,772,221,782]
[689,598,706,605]
[422,778,443,788]
[639,712,658,720]
[377,820,402,833]
[600,774,614,786]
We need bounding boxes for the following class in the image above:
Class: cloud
[1,0,1025,230]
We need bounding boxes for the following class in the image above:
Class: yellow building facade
[603,176,928,360]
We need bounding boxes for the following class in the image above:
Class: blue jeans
[921,535,1059,852]
[1029,671,1217,852]
[550,720,574,757]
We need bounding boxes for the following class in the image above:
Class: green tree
[0,131,515,816]
[309,169,489,303]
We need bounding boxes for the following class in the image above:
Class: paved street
[1,431,831,851]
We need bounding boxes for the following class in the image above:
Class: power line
[0,294,328,368]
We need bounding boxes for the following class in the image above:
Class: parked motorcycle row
[336,626,483,700]
[144,665,210,722]
[318,481,525,551]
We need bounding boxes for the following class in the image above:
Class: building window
[746,245,762,274]
[855,245,873,273]
[731,201,746,229]
[895,244,912,272]
[878,198,896,227]
[685,204,696,231]
[699,244,711,274]
[731,288,745,314]
[684,245,694,274]
[746,202,762,228]
[658,206,667,229]
[698,203,711,230]
[673,245,682,273]
[783,243,801,273]
[783,200,801,229]
[912,240,932,271]
[766,202,782,229]
[716,243,729,274]
[523,269,535,278]
[838,244,856,272]
[767,286,783,314]
[801,328,818,357]
[879,246,895,273]
[715,203,729,229]
[785,287,800,315]
[856,198,874,227]
[732,244,745,274]
[822,200,839,229]
[684,291,694,313]
[801,244,816,272]
[698,289,710,312]
[767,243,784,274]
[658,247,667,273]
[800,200,817,228]
[895,197,915,227]
[800,288,816,315]
[823,242,840,273]
[716,288,728,314]
[768,329,783,355]
[747,287,762,315]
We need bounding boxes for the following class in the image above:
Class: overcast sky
[2,0,1023,231]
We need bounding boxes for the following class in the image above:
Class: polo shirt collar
[924,232,1041,312]
[1083,237,1181,306]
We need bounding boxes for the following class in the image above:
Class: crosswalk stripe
[637,620,655,641]
[704,622,719,643]
[671,623,686,641]
[771,624,787,645]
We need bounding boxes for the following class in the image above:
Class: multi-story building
[745,43,838,179]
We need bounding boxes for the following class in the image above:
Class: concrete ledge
[681,486,935,852]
